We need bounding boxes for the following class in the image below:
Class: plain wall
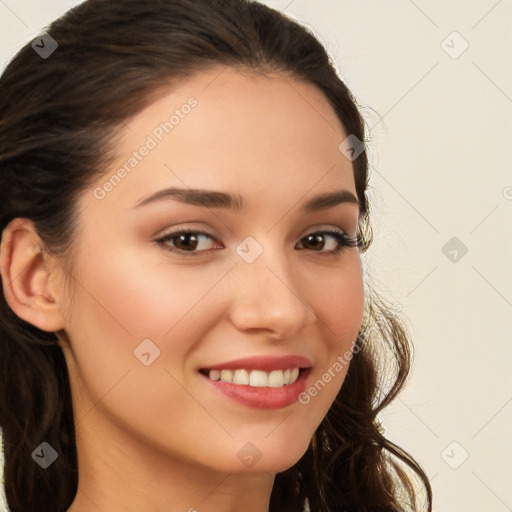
[0,1,511,511]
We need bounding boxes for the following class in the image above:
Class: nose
[226,242,316,339]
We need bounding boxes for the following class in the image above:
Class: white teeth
[233,369,250,385]
[220,369,233,383]
[208,369,221,381]
[249,370,268,387]
[206,368,301,387]
[268,370,284,387]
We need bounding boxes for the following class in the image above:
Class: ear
[0,218,66,332]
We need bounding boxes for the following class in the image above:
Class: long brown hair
[0,1,432,511]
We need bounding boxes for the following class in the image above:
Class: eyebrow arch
[133,187,360,213]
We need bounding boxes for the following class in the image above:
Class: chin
[224,436,312,475]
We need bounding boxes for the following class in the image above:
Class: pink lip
[200,368,312,410]
[197,355,313,410]
[200,355,312,372]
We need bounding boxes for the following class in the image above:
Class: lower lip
[200,369,311,410]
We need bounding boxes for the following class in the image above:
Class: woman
[0,1,432,511]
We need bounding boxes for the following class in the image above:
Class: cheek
[312,257,365,344]
[67,244,227,357]
[62,245,230,449]
[297,259,364,419]
[63,236,237,410]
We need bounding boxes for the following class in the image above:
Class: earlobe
[0,218,66,332]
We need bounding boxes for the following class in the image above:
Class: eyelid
[155,223,354,240]
[155,224,357,257]
[155,228,220,252]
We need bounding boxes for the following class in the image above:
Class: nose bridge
[228,236,314,335]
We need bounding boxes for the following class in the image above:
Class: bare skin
[0,67,364,512]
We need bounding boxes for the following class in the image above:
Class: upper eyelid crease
[156,226,350,241]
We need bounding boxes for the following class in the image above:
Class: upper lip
[200,355,312,372]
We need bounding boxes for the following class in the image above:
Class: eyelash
[155,228,358,258]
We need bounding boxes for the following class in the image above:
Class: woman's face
[58,67,364,476]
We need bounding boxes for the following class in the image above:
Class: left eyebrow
[301,189,360,212]
[133,187,360,213]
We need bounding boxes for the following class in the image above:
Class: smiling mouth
[199,367,305,388]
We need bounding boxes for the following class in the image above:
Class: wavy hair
[0,1,432,511]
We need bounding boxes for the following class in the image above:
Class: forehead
[84,67,356,215]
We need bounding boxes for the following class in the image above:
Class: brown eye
[156,228,357,258]
[296,230,357,255]
[156,229,220,256]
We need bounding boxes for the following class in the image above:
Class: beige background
[1,1,511,510]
